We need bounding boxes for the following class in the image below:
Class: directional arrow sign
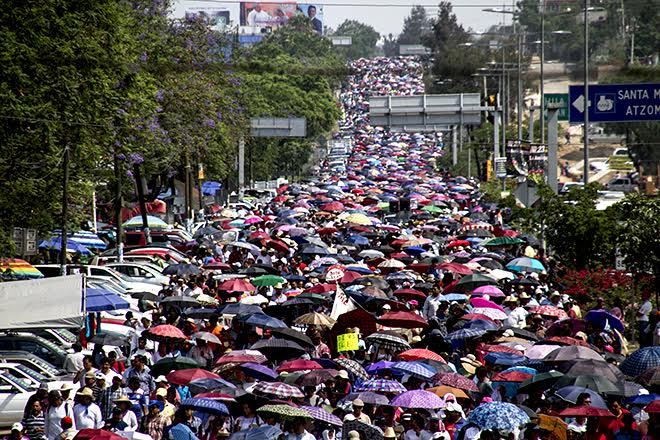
[569,83,660,123]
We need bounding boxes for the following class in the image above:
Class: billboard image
[172,1,232,31]
[240,2,324,34]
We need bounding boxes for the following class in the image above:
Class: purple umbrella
[343,392,389,406]
[390,390,446,409]
[584,309,624,333]
[365,360,395,375]
[355,379,407,393]
[301,406,342,427]
[240,362,277,380]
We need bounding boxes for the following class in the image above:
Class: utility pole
[114,153,124,263]
[583,0,590,184]
[517,32,523,141]
[547,103,560,193]
[238,137,246,200]
[133,163,151,244]
[540,0,546,145]
[60,145,70,274]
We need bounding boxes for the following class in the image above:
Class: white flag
[330,285,357,320]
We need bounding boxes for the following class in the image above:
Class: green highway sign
[544,93,569,121]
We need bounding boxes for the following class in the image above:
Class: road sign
[399,45,431,56]
[250,118,307,137]
[544,93,569,121]
[495,157,507,179]
[569,83,660,123]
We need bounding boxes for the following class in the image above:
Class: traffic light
[485,94,499,124]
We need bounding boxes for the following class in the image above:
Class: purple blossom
[204,119,216,129]
[117,109,127,116]
[117,153,126,160]
[156,90,164,102]
[126,170,134,179]
[114,140,122,147]
[139,52,148,62]
[128,153,144,165]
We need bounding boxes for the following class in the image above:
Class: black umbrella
[280,298,315,307]
[217,303,262,315]
[183,308,218,319]
[90,332,129,347]
[131,291,160,301]
[301,245,330,255]
[159,296,200,308]
[193,226,221,238]
[163,263,201,276]
[250,338,306,359]
[560,359,624,383]
[353,277,389,289]
[239,266,269,276]
[270,327,314,348]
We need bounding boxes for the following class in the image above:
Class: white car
[106,262,169,286]
[0,362,75,393]
[0,372,34,427]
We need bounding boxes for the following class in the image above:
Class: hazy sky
[172,1,512,38]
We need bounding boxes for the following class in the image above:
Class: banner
[0,275,84,329]
[330,285,356,320]
[171,1,231,31]
[240,2,324,34]
[337,333,359,352]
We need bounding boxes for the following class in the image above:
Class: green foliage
[333,20,380,60]
[613,194,660,277]
[398,5,432,49]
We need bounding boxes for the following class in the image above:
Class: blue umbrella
[238,426,283,440]
[584,309,625,333]
[52,230,107,249]
[366,360,396,375]
[404,246,426,256]
[466,402,530,431]
[506,257,546,273]
[485,352,529,367]
[181,398,229,415]
[391,361,436,380]
[345,265,373,274]
[188,378,236,395]
[555,386,608,409]
[443,293,468,302]
[236,312,287,329]
[38,237,91,255]
[240,362,278,380]
[625,393,659,406]
[86,288,129,312]
[620,347,660,377]
[217,303,262,316]
[345,235,370,246]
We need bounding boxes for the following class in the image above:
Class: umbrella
[390,390,446,409]
[162,263,200,276]
[558,406,614,417]
[150,356,200,377]
[536,415,568,440]
[471,307,508,320]
[159,296,200,308]
[355,379,407,393]
[530,305,568,320]
[123,215,169,229]
[472,285,504,297]
[620,347,660,378]
[518,371,565,394]
[277,360,322,373]
[492,371,534,382]
[466,402,531,431]
[453,274,498,292]
[237,312,287,329]
[636,366,660,388]
[0,258,43,279]
[506,257,546,273]
[342,420,383,440]
[216,350,267,365]
[251,338,306,357]
[426,385,470,399]
[295,369,339,387]
[38,237,91,255]
[257,404,310,419]
[167,368,220,385]
[484,352,528,367]
[437,262,473,275]
[377,311,428,329]
[481,236,524,247]
[334,358,369,380]
[392,289,426,301]
[146,324,187,340]
[470,297,505,312]
[398,349,445,363]
[180,397,229,415]
[390,361,435,380]
[251,275,287,287]
[645,400,660,414]
[85,288,129,312]
[554,375,620,393]
[219,279,256,293]
[345,213,373,225]
[365,333,411,351]
[584,309,625,333]
[447,319,498,340]
[555,386,608,408]
[74,430,124,440]
[189,378,236,395]
[436,373,479,392]
[240,362,278,380]
[89,333,129,347]
[252,381,304,399]
[525,344,561,360]
[301,405,343,427]
[543,346,604,362]
[228,241,261,254]
[294,312,336,328]
[561,360,624,383]
[270,328,314,348]
[183,308,218,319]
[343,391,389,406]
[235,426,283,440]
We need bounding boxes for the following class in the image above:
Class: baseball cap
[11,423,23,432]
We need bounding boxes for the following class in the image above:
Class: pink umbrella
[470,298,505,313]
[244,216,262,225]
[472,285,505,298]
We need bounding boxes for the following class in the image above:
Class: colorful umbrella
[543,346,603,362]
[436,373,479,392]
[343,392,389,406]
[277,360,323,373]
[0,258,43,279]
[354,379,407,393]
[166,368,220,385]
[506,257,546,273]
[257,404,310,419]
[391,361,436,380]
[530,305,568,320]
[252,381,304,399]
[377,311,428,329]
[558,406,614,417]
[122,215,169,229]
[398,349,446,363]
[426,385,469,399]
[390,390,446,409]
[301,406,342,427]
[180,397,229,415]
[466,402,531,430]
[555,386,608,409]
[146,324,187,340]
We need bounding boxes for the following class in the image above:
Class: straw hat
[383,427,397,439]
[460,354,482,374]
[76,387,94,398]
[113,395,132,404]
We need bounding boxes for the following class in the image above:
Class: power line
[186,0,654,8]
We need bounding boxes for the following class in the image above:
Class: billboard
[240,2,324,34]
[172,1,232,31]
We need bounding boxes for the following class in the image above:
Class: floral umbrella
[257,404,310,420]
[390,390,446,409]
[466,402,530,431]
[436,373,479,392]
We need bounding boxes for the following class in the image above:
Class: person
[187,337,214,368]
[63,343,84,375]
[96,357,120,386]
[112,395,139,431]
[246,3,271,27]
[4,423,29,440]
[123,376,149,422]
[72,388,103,429]
[636,292,653,347]
[73,356,95,388]
[104,408,129,432]
[24,383,49,419]
[45,391,73,440]
[140,401,170,440]
[57,417,76,440]
[286,417,315,440]
[22,400,46,440]
[100,375,124,420]
[123,354,155,394]
[167,409,199,440]
[234,402,259,431]
[343,399,371,424]
[422,287,445,321]
[307,5,322,34]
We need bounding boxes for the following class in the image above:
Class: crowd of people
[11,57,659,440]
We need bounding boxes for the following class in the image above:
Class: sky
[171,1,512,38]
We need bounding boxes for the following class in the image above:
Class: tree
[333,20,380,60]
[382,34,398,57]
[398,5,432,47]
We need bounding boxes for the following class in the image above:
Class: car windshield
[37,338,67,357]
[21,359,60,377]
[14,364,47,382]
[51,329,76,344]
[1,372,33,389]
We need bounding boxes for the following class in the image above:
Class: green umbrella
[252,275,287,287]
[422,205,445,213]
[481,236,524,247]
[151,356,200,377]
[518,371,564,394]
[257,404,311,419]
[454,274,498,292]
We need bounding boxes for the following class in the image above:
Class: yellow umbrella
[537,414,567,440]
[426,385,469,399]
[345,213,372,226]
[294,312,336,328]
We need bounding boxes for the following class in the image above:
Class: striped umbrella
[333,358,369,380]
[354,378,407,393]
[365,332,411,351]
[0,258,43,279]
[301,406,342,427]
[252,381,304,399]
[53,230,106,249]
[391,361,436,380]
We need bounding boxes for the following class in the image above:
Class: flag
[330,284,356,320]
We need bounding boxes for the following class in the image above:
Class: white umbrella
[240,294,269,305]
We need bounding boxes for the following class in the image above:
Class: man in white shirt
[63,343,85,375]
[422,288,445,321]
[637,291,653,347]
[72,388,103,429]
[247,4,271,27]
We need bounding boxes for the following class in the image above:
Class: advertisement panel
[240,2,324,34]
[172,1,232,31]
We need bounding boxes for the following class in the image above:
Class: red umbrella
[203,262,231,271]
[392,289,427,301]
[304,284,336,294]
[407,263,431,274]
[277,359,323,373]
[321,202,344,212]
[216,350,267,365]
[195,392,236,402]
[167,368,220,385]
[75,430,125,440]
[340,271,363,284]
[147,325,187,340]
[399,349,446,363]
[461,313,496,323]
[249,231,271,240]
[265,239,289,254]
[531,306,568,320]
[558,406,614,417]
[470,298,505,313]
[436,373,479,391]
[492,371,533,382]
[447,240,471,249]
[219,279,256,293]
[377,311,428,329]
[317,227,338,235]
[482,344,524,356]
[437,262,473,275]
[644,400,660,414]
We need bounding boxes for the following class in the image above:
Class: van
[604,177,636,193]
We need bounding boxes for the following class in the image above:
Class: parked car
[604,176,637,193]
[0,372,34,428]
[0,333,69,368]
[0,362,75,392]
[124,231,195,252]
[31,329,78,349]
[106,262,169,286]
[34,264,161,294]
[0,351,67,378]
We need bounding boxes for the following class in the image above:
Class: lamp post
[583,0,590,184]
